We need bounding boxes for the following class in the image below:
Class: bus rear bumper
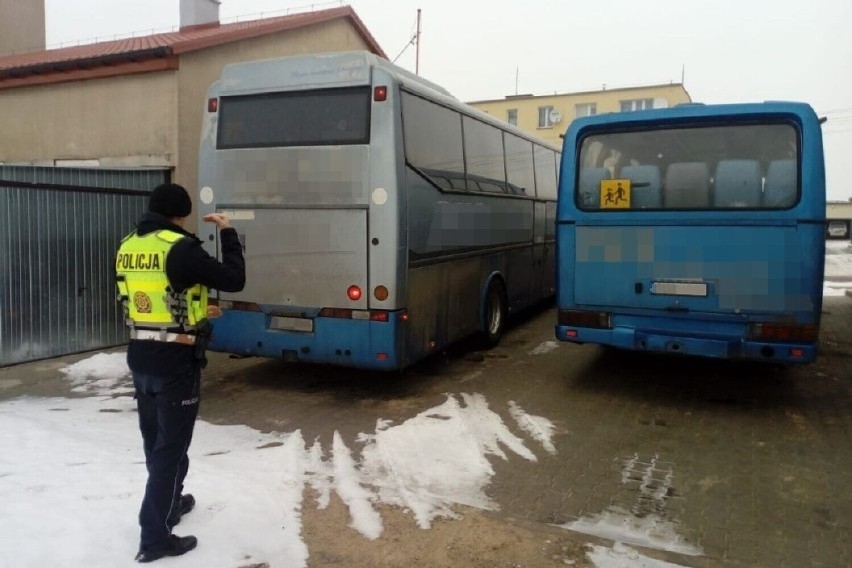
[208,309,406,370]
[555,325,816,363]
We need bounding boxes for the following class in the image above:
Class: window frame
[619,98,655,113]
[507,108,518,126]
[401,89,560,200]
[216,86,372,149]
[538,105,555,129]
[573,119,803,212]
[575,103,597,118]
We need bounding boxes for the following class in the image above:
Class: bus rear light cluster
[374,86,387,101]
[318,308,397,322]
[374,285,389,301]
[207,97,218,112]
[347,285,362,301]
[748,322,818,343]
[558,309,612,329]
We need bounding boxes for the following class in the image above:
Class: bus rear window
[217,86,371,149]
[576,123,799,211]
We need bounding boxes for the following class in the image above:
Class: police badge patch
[133,291,153,313]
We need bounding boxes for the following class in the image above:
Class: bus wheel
[482,280,507,347]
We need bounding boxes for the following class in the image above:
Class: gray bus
[198,51,559,370]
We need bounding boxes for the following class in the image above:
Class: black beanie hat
[148,183,192,218]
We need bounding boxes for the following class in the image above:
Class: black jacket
[126,212,245,375]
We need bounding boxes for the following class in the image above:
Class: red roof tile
[0,6,385,77]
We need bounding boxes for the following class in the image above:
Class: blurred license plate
[650,281,708,297]
[270,316,313,332]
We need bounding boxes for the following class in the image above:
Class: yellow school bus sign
[600,179,631,208]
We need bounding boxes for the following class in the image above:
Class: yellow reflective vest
[115,230,208,330]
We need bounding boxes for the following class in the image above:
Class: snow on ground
[823,240,852,297]
[562,506,702,557]
[559,453,702,558]
[508,400,557,455]
[586,542,692,568]
[0,358,561,568]
[530,340,560,355]
[0,395,310,568]
[357,393,538,530]
[59,352,132,395]
[823,281,852,296]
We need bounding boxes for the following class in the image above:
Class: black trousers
[133,366,201,548]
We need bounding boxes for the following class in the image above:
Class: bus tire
[482,280,507,347]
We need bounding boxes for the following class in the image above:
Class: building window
[619,98,654,112]
[538,105,555,128]
[575,103,597,117]
[507,108,518,126]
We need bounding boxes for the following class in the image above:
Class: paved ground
[1,295,850,567]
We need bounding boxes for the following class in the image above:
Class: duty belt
[130,329,197,345]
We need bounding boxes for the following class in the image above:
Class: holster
[193,320,212,361]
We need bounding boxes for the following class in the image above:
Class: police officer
[116,183,245,562]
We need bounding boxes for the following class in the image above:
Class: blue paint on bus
[209,308,405,370]
[555,102,825,363]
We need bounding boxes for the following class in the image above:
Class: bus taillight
[319,308,353,319]
[347,285,362,301]
[374,286,389,301]
[748,322,818,343]
[374,86,387,101]
[370,311,389,322]
[207,97,218,112]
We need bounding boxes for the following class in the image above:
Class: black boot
[167,494,195,527]
[135,534,197,563]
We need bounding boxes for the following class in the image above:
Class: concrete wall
[469,84,691,147]
[0,72,177,167]
[0,0,45,55]
[175,19,374,229]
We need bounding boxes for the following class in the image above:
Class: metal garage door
[0,166,169,366]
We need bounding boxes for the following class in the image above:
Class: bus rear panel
[198,53,406,370]
[555,102,825,363]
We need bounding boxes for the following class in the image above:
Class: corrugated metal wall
[0,166,169,366]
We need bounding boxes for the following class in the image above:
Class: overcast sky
[43,0,852,201]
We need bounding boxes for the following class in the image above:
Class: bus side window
[763,159,797,208]
[665,162,710,208]
[621,165,661,209]
[713,160,762,208]
[579,167,610,208]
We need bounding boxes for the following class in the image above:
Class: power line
[392,12,419,64]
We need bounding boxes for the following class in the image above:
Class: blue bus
[555,102,825,363]
[197,52,560,370]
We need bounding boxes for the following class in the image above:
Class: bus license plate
[270,316,314,332]
[650,281,708,297]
